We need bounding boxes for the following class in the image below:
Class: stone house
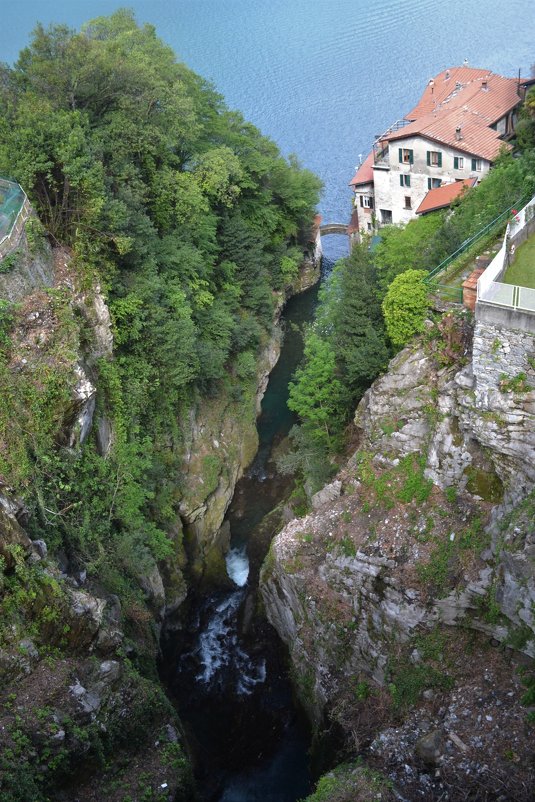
[350,67,531,236]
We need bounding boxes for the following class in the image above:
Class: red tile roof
[416,178,477,215]
[406,68,521,122]
[349,151,374,186]
[386,106,511,161]
[385,68,522,161]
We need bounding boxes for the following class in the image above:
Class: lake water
[1,0,534,258]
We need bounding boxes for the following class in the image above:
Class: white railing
[477,238,508,296]
[518,285,535,313]
[508,196,535,239]
[478,280,535,314]
[476,193,535,318]
[480,280,514,306]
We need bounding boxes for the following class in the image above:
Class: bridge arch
[319,223,348,237]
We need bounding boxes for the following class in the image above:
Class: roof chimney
[455,126,462,141]
[445,69,450,80]
[429,78,435,93]
[482,79,488,91]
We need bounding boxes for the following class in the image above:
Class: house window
[404,196,412,209]
[398,148,414,164]
[471,158,482,171]
[399,174,411,187]
[427,178,442,189]
[367,222,372,232]
[360,195,374,209]
[380,209,393,224]
[454,156,464,169]
[426,150,442,167]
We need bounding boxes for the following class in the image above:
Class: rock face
[0,502,194,801]
[0,504,32,567]
[261,313,535,799]
[0,229,54,302]
[178,327,283,579]
[355,317,535,503]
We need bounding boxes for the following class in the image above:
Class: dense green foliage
[301,759,394,802]
[382,269,428,346]
[516,85,535,151]
[286,110,535,489]
[283,245,390,488]
[0,11,320,586]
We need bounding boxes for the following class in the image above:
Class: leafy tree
[516,86,535,151]
[288,332,345,450]
[0,11,321,582]
[382,269,429,347]
[373,213,444,293]
[329,245,389,398]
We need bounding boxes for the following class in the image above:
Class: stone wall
[472,320,535,391]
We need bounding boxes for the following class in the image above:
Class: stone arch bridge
[319,222,348,237]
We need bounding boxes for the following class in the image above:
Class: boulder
[415,729,444,765]
[311,480,342,510]
[0,506,32,569]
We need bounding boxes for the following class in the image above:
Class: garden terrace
[476,195,535,332]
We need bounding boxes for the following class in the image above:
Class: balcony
[372,119,411,167]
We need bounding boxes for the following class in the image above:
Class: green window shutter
[426,151,431,166]
[454,156,459,169]
[399,148,403,163]
[406,175,410,187]
[400,175,404,187]
[437,153,442,167]
[427,178,431,189]
[472,158,477,171]
[409,150,414,164]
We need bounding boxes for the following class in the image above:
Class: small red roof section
[416,178,477,215]
[349,151,374,187]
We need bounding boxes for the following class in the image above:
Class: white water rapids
[180,546,266,696]
[225,546,250,587]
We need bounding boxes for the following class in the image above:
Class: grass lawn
[503,233,535,289]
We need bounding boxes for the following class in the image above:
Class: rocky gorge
[2,216,535,802]
[0,214,322,800]
[261,309,535,800]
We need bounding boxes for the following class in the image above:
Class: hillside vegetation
[285,123,535,491]
[0,9,321,589]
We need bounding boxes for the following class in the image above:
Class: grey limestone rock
[415,729,444,765]
[311,480,342,510]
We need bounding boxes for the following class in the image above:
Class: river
[1,1,534,260]
[161,282,322,801]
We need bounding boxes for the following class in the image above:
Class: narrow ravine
[160,277,328,802]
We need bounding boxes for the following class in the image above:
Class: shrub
[382,269,429,347]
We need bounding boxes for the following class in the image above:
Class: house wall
[372,166,393,225]
[353,181,374,233]
[383,135,490,225]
